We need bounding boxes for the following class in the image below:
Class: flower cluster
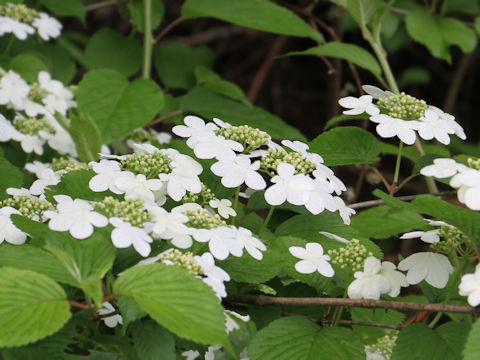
[328,239,373,272]
[339,85,465,145]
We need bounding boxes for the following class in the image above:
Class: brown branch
[348,191,456,210]
[154,17,185,46]
[68,300,89,309]
[247,35,287,103]
[102,294,115,303]
[225,295,476,315]
[85,0,117,12]
[146,110,183,128]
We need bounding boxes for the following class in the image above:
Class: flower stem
[230,187,240,225]
[141,0,153,79]
[370,41,399,94]
[390,141,403,195]
[259,206,275,233]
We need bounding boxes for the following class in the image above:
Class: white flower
[209,199,236,219]
[365,345,388,360]
[431,106,466,140]
[281,140,324,166]
[362,85,395,99]
[289,242,334,277]
[400,219,449,244]
[334,196,355,225]
[264,163,315,206]
[338,95,380,116]
[369,114,421,145]
[11,130,45,155]
[172,115,218,147]
[0,207,27,245]
[193,226,243,260]
[160,154,202,201]
[32,13,62,41]
[44,195,108,239]
[224,310,250,333]
[0,17,34,40]
[0,70,30,109]
[319,231,350,244]
[195,252,230,298]
[25,160,50,177]
[348,257,391,300]
[115,173,163,203]
[380,261,409,297]
[97,302,123,328]
[37,71,72,101]
[211,155,266,190]
[0,114,13,141]
[192,132,243,161]
[109,218,153,257]
[313,165,346,195]
[420,158,468,178]
[450,169,480,210]
[417,109,455,145]
[398,252,453,288]
[459,264,480,307]
[234,227,266,260]
[156,132,172,144]
[148,206,192,249]
[304,177,336,215]
[89,160,125,194]
[41,119,77,156]
[29,168,61,195]
[213,118,231,128]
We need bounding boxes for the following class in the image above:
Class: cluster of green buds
[431,225,474,257]
[184,208,226,229]
[216,124,270,152]
[0,3,39,23]
[28,82,48,103]
[182,183,217,205]
[467,157,480,170]
[1,195,51,218]
[377,92,428,120]
[365,331,397,360]
[260,148,317,176]
[51,157,90,172]
[13,116,53,136]
[127,129,159,145]
[94,197,151,227]
[160,249,204,276]
[120,152,171,179]
[328,239,373,272]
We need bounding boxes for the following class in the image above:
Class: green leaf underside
[248,316,364,360]
[283,42,381,77]
[181,0,323,41]
[113,263,229,347]
[0,267,71,348]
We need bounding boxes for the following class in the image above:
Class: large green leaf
[180,86,306,140]
[392,323,470,360]
[464,318,480,360]
[0,267,71,347]
[181,0,322,41]
[0,156,23,196]
[8,54,47,82]
[248,316,364,360]
[38,0,85,22]
[154,43,215,89]
[128,0,164,33]
[113,263,230,348]
[131,320,175,360]
[283,42,381,77]
[308,126,381,166]
[76,69,164,144]
[68,112,102,162]
[350,308,404,344]
[85,28,142,77]
[406,10,477,62]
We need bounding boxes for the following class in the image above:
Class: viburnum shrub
[1,1,480,359]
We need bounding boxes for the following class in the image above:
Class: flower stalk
[141,0,153,79]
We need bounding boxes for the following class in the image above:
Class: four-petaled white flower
[348,257,390,300]
[148,206,192,249]
[420,158,468,178]
[380,261,409,297]
[459,264,480,307]
[209,199,237,219]
[115,173,163,203]
[450,169,480,211]
[97,301,123,328]
[338,95,380,116]
[289,242,334,277]
[0,17,35,40]
[0,207,27,245]
[233,227,266,260]
[89,160,125,193]
[32,12,62,41]
[398,252,453,288]
[45,195,108,239]
[211,155,266,190]
[172,115,218,147]
[369,114,421,145]
[109,217,153,257]
[193,226,243,260]
[160,154,202,201]
[417,109,456,145]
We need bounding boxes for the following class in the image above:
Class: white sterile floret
[416,109,455,145]
[233,227,266,260]
[0,17,34,40]
[159,154,202,201]
[224,310,250,333]
[450,169,480,211]
[37,71,73,101]
[44,195,108,239]
[338,95,380,116]
[195,252,230,298]
[97,302,123,328]
[281,140,324,166]
[334,196,356,225]
[193,226,243,260]
[313,165,346,195]
[0,114,13,141]
[172,115,218,147]
[11,129,45,155]
[32,12,62,41]
[192,132,243,161]
[319,231,350,244]
[109,217,153,257]
[362,85,395,99]
[0,207,27,245]
[380,261,409,297]
[0,70,30,109]
[400,219,449,244]
[89,160,124,193]
[369,114,421,145]
[209,199,236,219]
[25,160,50,177]
[289,242,334,277]
[148,206,192,249]
[420,158,468,178]
[431,106,466,140]
[348,257,391,300]
[156,132,172,144]
[41,120,77,156]
[210,155,266,190]
[459,264,480,307]
[398,252,453,288]
[264,163,315,206]
[29,168,61,195]
[304,177,336,215]
[115,173,163,203]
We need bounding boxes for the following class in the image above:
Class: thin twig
[154,17,185,46]
[165,26,247,46]
[348,191,456,210]
[370,166,391,191]
[225,295,476,315]
[85,0,117,12]
[68,300,89,309]
[146,110,183,128]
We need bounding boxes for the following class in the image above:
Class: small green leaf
[324,114,367,130]
[283,42,381,77]
[45,170,106,201]
[8,54,47,82]
[464,318,480,360]
[309,126,381,166]
[0,267,71,347]
[128,0,165,32]
[181,0,322,41]
[114,263,230,348]
[38,0,85,22]
[69,111,102,162]
[131,320,175,360]
[85,28,143,77]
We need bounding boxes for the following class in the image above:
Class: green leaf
[475,17,480,36]
[114,263,230,348]
[392,322,470,360]
[406,10,477,61]
[324,114,367,130]
[0,156,22,196]
[85,28,143,77]
[181,0,322,41]
[0,267,71,347]
[308,126,381,166]
[350,308,404,344]
[45,170,107,201]
[131,320,175,360]
[76,69,164,144]
[8,54,47,82]
[38,0,85,22]
[283,42,381,77]
[381,142,450,162]
[249,316,364,360]
[203,80,251,107]
[154,43,214,90]
[180,86,306,140]
[128,0,165,32]
[69,111,102,162]
[464,318,480,360]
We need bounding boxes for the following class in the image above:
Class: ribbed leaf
[0,156,22,197]
[0,267,71,347]
[131,320,175,360]
[464,318,480,360]
[113,263,229,348]
[69,111,102,163]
